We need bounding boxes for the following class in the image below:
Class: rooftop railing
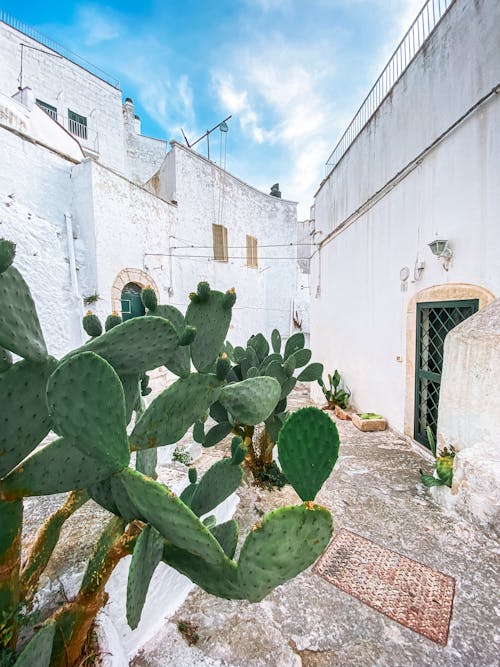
[0,9,120,89]
[325,0,455,173]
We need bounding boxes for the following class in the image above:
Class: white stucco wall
[148,142,298,346]
[0,20,125,172]
[310,0,500,434]
[71,159,177,322]
[0,125,84,356]
[123,99,167,184]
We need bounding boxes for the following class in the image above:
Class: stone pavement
[132,387,500,667]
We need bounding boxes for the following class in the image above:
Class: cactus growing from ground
[0,259,339,667]
[202,329,324,486]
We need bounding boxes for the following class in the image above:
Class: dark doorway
[121,282,145,322]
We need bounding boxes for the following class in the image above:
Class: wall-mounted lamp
[428,239,453,271]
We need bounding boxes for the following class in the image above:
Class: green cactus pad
[0,266,47,361]
[179,482,197,507]
[216,354,231,380]
[231,437,247,465]
[264,359,287,386]
[284,332,305,360]
[436,455,454,487]
[0,346,13,372]
[82,311,102,337]
[260,352,283,373]
[271,329,281,353]
[113,468,226,564]
[82,316,179,375]
[127,524,164,629]
[203,422,233,448]
[233,346,246,362]
[192,420,206,444]
[237,503,332,602]
[284,354,296,376]
[278,407,339,501]
[105,312,122,331]
[209,401,229,423]
[149,304,191,377]
[88,478,120,515]
[290,348,311,368]
[130,373,224,450]
[0,238,16,273]
[219,377,281,425]
[80,516,126,593]
[211,520,238,558]
[141,286,158,311]
[162,543,240,599]
[248,333,269,362]
[12,619,56,667]
[47,352,130,470]
[136,448,158,478]
[2,437,120,498]
[297,362,324,382]
[190,459,243,517]
[0,357,57,478]
[186,286,235,372]
[119,373,141,423]
[280,377,296,400]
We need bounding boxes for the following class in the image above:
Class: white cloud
[76,6,121,46]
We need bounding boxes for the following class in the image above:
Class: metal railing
[0,9,120,89]
[325,0,455,172]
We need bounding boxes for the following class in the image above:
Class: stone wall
[123,99,167,184]
[434,298,500,533]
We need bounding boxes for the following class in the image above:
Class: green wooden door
[414,299,479,448]
[121,283,145,322]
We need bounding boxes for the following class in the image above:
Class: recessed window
[36,99,57,121]
[246,235,258,267]
[212,224,228,262]
[68,109,87,140]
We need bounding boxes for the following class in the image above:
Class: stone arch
[111,268,159,313]
[404,282,496,439]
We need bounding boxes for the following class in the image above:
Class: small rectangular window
[246,235,258,267]
[36,99,57,121]
[68,109,88,140]
[212,224,228,262]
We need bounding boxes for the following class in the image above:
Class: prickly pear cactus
[82,311,102,338]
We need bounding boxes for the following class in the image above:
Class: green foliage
[278,407,339,501]
[82,293,100,307]
[82,311,102,337]
[141,286,157,312]
[172,447,192,466]
[420,427,456,489]
[358,413,383,420]
[0,239,16,274]
[0,240,337,665]
[318,370,351,409]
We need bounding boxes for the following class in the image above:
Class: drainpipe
[65,212,84,344]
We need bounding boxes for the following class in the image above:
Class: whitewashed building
[0,12,299,359]
[310,0,500,528]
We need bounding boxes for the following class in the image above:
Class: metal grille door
[414,299,478,448]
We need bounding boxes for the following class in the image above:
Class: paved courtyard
[132,388,500,667]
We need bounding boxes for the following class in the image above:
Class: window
[36,99,57,121]
[246,235,258,267]
[212,224,228,262]
[68,109,87,140]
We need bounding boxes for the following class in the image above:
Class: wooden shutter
[246,235,258,267]
[212,224,228,261]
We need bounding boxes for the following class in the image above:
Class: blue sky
[4,0,421,216]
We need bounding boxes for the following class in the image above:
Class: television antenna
[181,115,232,161]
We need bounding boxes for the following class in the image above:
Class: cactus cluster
[420,426,455,488]
[196,329,324,483]
[0,261,340,667]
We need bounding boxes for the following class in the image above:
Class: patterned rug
[313,528,455,645]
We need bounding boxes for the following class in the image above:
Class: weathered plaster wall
[123,99,167,184]
[0,125,84,356]
[310,0,500,434]
[150,142,298,346]
[71,159,177,323]
[434,299,500,532]
[0,20,125,172]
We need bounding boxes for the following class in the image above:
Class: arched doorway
[121,282,145,321]
[110,268,159,314]
[404,283,495,446]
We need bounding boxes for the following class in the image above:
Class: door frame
[404,283,495,442]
